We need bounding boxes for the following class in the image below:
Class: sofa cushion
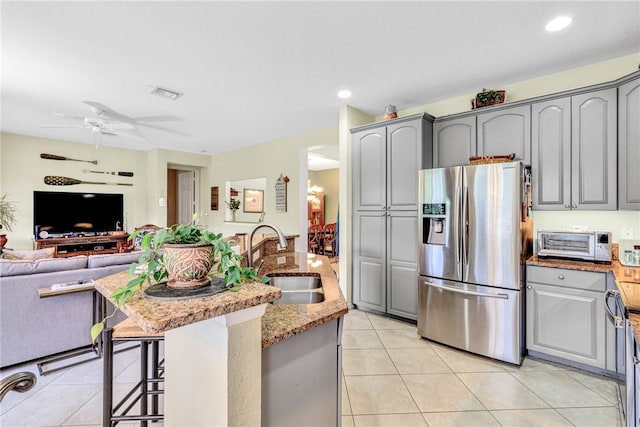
[0,255,88,277]
[2,248,55,261]
[87,252,141,269]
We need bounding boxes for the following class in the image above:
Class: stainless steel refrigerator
[417,161,532,365]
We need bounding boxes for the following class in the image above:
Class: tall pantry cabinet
[351,113,434,320]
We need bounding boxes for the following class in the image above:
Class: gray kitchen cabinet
[526,266,607,369]
[532,88,617,210]
[433,116,476,167]
[351,113,433,320]
[477,104,531,165]
[531,97,571,210]
[618,76,640,210]
[571,88,617,210]
[262,317,343,427]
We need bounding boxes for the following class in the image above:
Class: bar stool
[103,317,164,427]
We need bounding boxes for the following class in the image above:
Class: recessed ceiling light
[545,16,572,32]
[337,90,352,99]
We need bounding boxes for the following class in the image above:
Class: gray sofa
[0,252,140,368]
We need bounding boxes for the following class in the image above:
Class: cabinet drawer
[527,265,605,291]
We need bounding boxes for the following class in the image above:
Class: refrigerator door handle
[462,185,469,266]
[422,279,509,300]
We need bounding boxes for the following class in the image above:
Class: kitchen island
[95,251,347,426]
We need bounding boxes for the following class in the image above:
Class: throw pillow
[2,248,55,261]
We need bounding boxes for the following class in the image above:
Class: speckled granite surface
[260,252,348,348]
[95,271,281,334]
[94,249,347,348]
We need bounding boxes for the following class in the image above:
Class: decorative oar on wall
[40,153,98,165]
[83,169,134,177]
[44,176,133,187]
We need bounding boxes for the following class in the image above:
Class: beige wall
[207,126,339,239]
[308,168,339,225]
[0,133,212,250]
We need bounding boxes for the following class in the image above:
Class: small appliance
[537,230,612,263]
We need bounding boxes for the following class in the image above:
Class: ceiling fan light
[150,86,183,100]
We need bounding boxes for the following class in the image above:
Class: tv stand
[36,234,131,258]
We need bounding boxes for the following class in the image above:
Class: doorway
[306,145,339,257]
[167,168,197,226]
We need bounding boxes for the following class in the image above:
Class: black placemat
[143,277,228,300]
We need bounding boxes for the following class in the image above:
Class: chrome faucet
[246,223,288,269]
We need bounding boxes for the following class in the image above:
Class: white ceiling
[2,1,639,157]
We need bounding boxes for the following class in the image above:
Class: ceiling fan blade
[39,124,89,129]
[83,101,137,124]
[134,115,182,122]
[136,122,191,137]
[53,112,86,120]
[107,129,146,141]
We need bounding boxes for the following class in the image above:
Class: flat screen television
[33,191,124,237]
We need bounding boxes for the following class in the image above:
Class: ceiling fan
[39,101,189,142]
[40,101,148,142]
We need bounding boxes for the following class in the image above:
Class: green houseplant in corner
[90,217,266,342]
[0,194,18,252]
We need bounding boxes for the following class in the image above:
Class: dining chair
[321,223,337,257]
[307,224,323,254]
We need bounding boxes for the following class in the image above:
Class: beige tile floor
[341,309,622,427]
[0,308,622,426]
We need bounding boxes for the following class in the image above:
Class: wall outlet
[622,227,633,239]
[252,249,260,262]
[277,256,286,265]
[572,225,588,231]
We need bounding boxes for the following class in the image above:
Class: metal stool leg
[151,340,160,417]
[102,328,114,427]
[140,341,148,427]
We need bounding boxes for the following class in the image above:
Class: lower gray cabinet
[526,266,607,369]
[353,211,418,320]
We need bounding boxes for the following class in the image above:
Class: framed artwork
[210,186,219,210]
[243,188,264,213]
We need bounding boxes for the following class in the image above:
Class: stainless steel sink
[266,273,322,291]
[273,290,325,305]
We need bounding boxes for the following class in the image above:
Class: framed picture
[243,188,264,213]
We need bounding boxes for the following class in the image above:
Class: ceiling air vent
[149,86,183,100]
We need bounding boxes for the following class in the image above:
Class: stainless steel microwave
[537,230,612,263]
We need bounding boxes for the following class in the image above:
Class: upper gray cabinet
[618,77,640,210]
[352,115,432,211]
[477,105,531,165]
[352,128,386,211]
[433,116,476,168]
[531,98,571,210]
[532,88,617,210]
[572,89,617,210]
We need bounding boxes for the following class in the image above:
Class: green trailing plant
[226,197,241,211]
[0,194,18,232]
[476,88,502,105]
[90,217,267,342]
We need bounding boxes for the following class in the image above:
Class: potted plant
[91,217,266,341]
[473,88,506,109]
[0,194,17,252]
[226,197,241,221]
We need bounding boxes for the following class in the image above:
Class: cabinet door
[618,78,640,210]
[526,281,606,369]
[352,212,386,313]
[433,116,476,168]
[477,105,531,165]
[531,97,572,210]
[387,119,423,211]
[571,88,617,210]
[352,128,386,211]
[386,211,418,320]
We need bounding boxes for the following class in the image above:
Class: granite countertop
[94,272,281,334]
[259,252,348,348]
[94,250,348,349]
